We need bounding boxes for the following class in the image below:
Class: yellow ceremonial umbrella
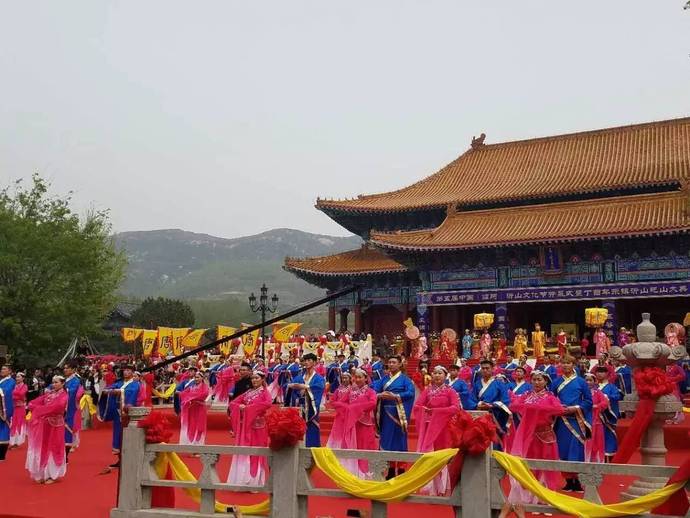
[585,307,608,328]
[474,313,494,330]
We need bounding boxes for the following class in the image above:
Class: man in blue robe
[0,365,16,461]
[447,364,477,410]
[375,355,415,478]
[63,361,84,462]
[281,356,302,396]
[370,353,385,382]
[98,364,142,469]
[552,355,592,492]
[595,366,621,461]
[474,359,511,450]
[544,354,560,381]
[285,353,325,447]
[326,354,346,393]
[612,358,632,396]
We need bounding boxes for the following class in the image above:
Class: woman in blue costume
[374,355,415,478]
[0,365,16,461]
[551,355,592,492]
[285,353,325,447]
[594,365,621,461]
[98,364,142,470]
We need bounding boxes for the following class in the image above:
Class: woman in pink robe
[25,376,68,484]
[329,369,377,477]
[213,359,236,404]
[227,371,272,486]
[500,370,563,518]
[584,373,608,463]
[413,366,460,496]
[594,328,610,357]
[326,372,352,448]
[179,372,210,446]
[10,372,28,447]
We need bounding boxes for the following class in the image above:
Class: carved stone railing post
[116,406,151,513]
[460,450,492,518]
[198,453,220,514]
[579,472,603,504]
[271,443,300,518]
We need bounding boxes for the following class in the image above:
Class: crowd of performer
[0,326,688,515]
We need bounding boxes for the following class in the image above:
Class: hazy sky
[1,1,688,238]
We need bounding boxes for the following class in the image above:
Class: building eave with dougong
[285,116,690,345]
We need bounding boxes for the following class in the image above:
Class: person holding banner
[179,371,210,446]
[285,353,325,447]
[98,365,143,469]
[227,371,272,486]
[375,355,415,477]
[25,375,68,483]
[63,361,84,460]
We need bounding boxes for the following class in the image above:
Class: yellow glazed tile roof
[284,245,406,276]
[317,117,690,213]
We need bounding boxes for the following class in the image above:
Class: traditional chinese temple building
[284,116,690,344]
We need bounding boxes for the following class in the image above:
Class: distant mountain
[115,228,361,307]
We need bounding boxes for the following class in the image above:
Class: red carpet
[0,414,687,518]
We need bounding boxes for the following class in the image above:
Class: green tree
[0,174,126,367]
[131,297,195,328]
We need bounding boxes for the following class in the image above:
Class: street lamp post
[248,283,279,358]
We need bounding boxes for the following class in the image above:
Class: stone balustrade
[110,407,688,518]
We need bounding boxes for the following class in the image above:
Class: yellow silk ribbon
[79,394,98,415]
[682,407,690,414]
[493,451,686,518]
[152,384,176,399]
[311,447,459,502]
[154,451,271,515]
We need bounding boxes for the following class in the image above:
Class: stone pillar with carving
[619,313,682,500]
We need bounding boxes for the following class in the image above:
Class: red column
[354,304,362,335]
[431,306,441,333]
[328,306,336,331]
